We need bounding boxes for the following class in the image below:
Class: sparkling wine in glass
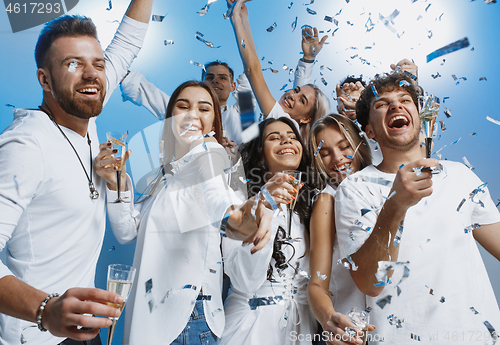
[106,264,136,345]
[418,95,440,159]
[106,131,128,203]
[282,170,302,238]
[348,308,370,345]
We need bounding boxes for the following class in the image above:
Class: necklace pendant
[89,182,99,200]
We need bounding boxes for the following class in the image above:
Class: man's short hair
[35,15,98,69]
[339,75,366,87]
[201,61,234,82]
[356,73,419,132]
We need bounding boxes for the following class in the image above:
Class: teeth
[278,148,295,155]
[388,115,409,126]
[335,163,351,171]
[78,88,98,94]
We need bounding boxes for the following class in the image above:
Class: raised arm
[120,70,170,120]
[228,0,276,116]
[294,26,327,88]
[337,159,438,297]
[124,0,154,23]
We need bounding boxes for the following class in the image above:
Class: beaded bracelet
[36,293,60,332]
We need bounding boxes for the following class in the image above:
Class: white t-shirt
[107,142,243,344]
[267,102,301,134]
[335,162,500,344]
[221,210,317,345]
[0,15,148,345]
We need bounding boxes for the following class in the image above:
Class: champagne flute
[106,264,136,345]
[282,170,302,238]
[418,94,440,159]
[106,131,128,203]
[348,307,370,345]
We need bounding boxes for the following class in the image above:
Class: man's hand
[42,288,123,341]
[390,158,439,210]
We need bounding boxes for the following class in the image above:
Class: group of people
[0,0,499,345]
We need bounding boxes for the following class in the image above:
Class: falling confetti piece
[486,116,500,125]
[426,37,470,63]
[376,295,392,309]
[462,156,474,170]
[68,61,77,73]
[109,246,115,252]
[470,307,480,315]
[464,223,481,233]
[306,8,317,15]
[479,77,487,81]
[190,60,206,71]
[317,271,327,280]
[413,166,424,176]
[314,140,324,156]
[451,137,462,145]
[152,14,166,22]
[267,22,277,32]
[288,2,293,9]
[164,40,174,46]
[371,85,379,99]
[106,0,112,11]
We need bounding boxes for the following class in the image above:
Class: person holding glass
[221,117,317,344]
[96,80,273,344]
[307,114,375,345]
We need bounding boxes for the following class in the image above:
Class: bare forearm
[125,0,153,23]
[308,283,335,328]
[0,275,47,323]
[350,199,405,296]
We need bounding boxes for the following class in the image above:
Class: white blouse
[107,142,243,344]
[221,209,317,345]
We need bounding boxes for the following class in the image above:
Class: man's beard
[375,128,421,152]
[52,82,105,119]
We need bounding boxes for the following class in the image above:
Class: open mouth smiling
[388,115,410,129]
[276,148,297,156]
[76,87,99,96]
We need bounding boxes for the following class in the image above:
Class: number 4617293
[5,2,61,14]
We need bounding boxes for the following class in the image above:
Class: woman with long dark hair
[221,117,318,344]
[96,80,272,344]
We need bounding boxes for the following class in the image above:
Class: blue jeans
[171,300,220,345]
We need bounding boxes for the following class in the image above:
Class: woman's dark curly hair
[240,117,319,281]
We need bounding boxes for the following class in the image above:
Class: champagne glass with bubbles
[282,170,302,238]
[106,131,128,203]
[106,264,135,345]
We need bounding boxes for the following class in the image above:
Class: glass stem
[425,137,432,158]
[116,171,121,201]
[107,318,117,345]
[287,209,293,238]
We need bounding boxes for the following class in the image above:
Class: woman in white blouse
[221,116,317,345]
[307,114,374,345]
[96,80,273,345]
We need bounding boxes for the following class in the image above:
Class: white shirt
[335,162,500,344]
[107,142,243,344]
[221,210,317,345]
[0,15,148,345]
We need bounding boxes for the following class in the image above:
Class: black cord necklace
[38,104,99,200]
